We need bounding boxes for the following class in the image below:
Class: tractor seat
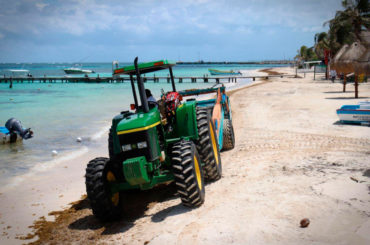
[148,101,158,110]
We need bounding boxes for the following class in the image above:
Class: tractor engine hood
[116,108,161,135]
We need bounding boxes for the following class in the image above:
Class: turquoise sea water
[0,62,287,187]
[0,62,287,78]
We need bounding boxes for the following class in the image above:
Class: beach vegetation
[298,0,369,62]
[325,0,369,54]
[295,45,318,63]
[314,32,330,60]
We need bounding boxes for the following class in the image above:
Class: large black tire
[172,140,205,207]
[196,108,222,181]
[85,157,123,221]
[222,119,235,151]
[108,126,114,159]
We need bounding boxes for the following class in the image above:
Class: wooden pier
[0,74,295,84]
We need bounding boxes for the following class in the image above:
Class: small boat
[9,69,30,73]
[208,69,241,76]
[64,67,95,74]
[7,69,30,77]
[0,127,22,144]
[336,102,370,124]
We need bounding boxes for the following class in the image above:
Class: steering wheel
[148,101,158,109]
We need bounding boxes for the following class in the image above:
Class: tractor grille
[118,130,156,162]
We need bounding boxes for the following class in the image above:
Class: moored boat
[336,102,370,124]
[64,67,95,74]
[6,69,30,77]
[208,69,241,76]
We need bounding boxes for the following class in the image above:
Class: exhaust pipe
[134,57,149,113]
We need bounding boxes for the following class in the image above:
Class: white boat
[336,102,370,124]
[208,69,241,76]
[9,69,29,73]
[64,67,95,74]
[8,69,30,77]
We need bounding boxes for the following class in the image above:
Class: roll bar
[134,57,149,113]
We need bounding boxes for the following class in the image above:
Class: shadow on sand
[151,203,191,222]
[323,91,354,94]
[325,96,370,100]
[29,174,217,244]
[67,183,192,235]
[333,120,369,127]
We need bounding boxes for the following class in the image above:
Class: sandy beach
[1,67,369,244]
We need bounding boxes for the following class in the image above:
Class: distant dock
[0,74,296,84]
[176,60,295,65]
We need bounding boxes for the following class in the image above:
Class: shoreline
[0,123,111,192]
[0,69,265,244]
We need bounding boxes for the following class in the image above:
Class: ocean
[0,62,287,188]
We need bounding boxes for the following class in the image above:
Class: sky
[0,0,344,63]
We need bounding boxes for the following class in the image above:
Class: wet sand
[1,67,369,244]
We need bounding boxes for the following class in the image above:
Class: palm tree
[295,45,317,66]
[314,32,329,60]
[306,47,317,61]
[300,46,308,59]
[325,0,370,54]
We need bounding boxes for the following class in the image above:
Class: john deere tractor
[85,57,234,221]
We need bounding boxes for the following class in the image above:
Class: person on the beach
[339,72,344,81]
[145,89,158,108]
[330,69,337,83]
[5,118,33,140]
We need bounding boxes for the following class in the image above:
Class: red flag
[324,50,330,65]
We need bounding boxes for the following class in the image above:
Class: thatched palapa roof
[331,31,370,75]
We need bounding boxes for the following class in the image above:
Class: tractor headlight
[137,141,147,149]
[122,142,146,151]
[122,144,132,151]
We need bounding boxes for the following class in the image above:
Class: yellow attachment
[209,122,219,166]
[212,96,222,137]
[194,156,202,190]
[106,171,119,206]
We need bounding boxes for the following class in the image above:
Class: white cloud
[0,0,342,39]
[35,2,48,11]
[0,32,4,39]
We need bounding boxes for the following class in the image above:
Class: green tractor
[85,57,235,221]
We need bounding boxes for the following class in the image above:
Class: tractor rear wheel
[172,140,205,207]
[85,157,122,221]
[222,119,235,151]
[196,108,222,181]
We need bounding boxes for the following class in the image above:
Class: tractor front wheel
[85,157,122,221]
[172,140,205,207]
